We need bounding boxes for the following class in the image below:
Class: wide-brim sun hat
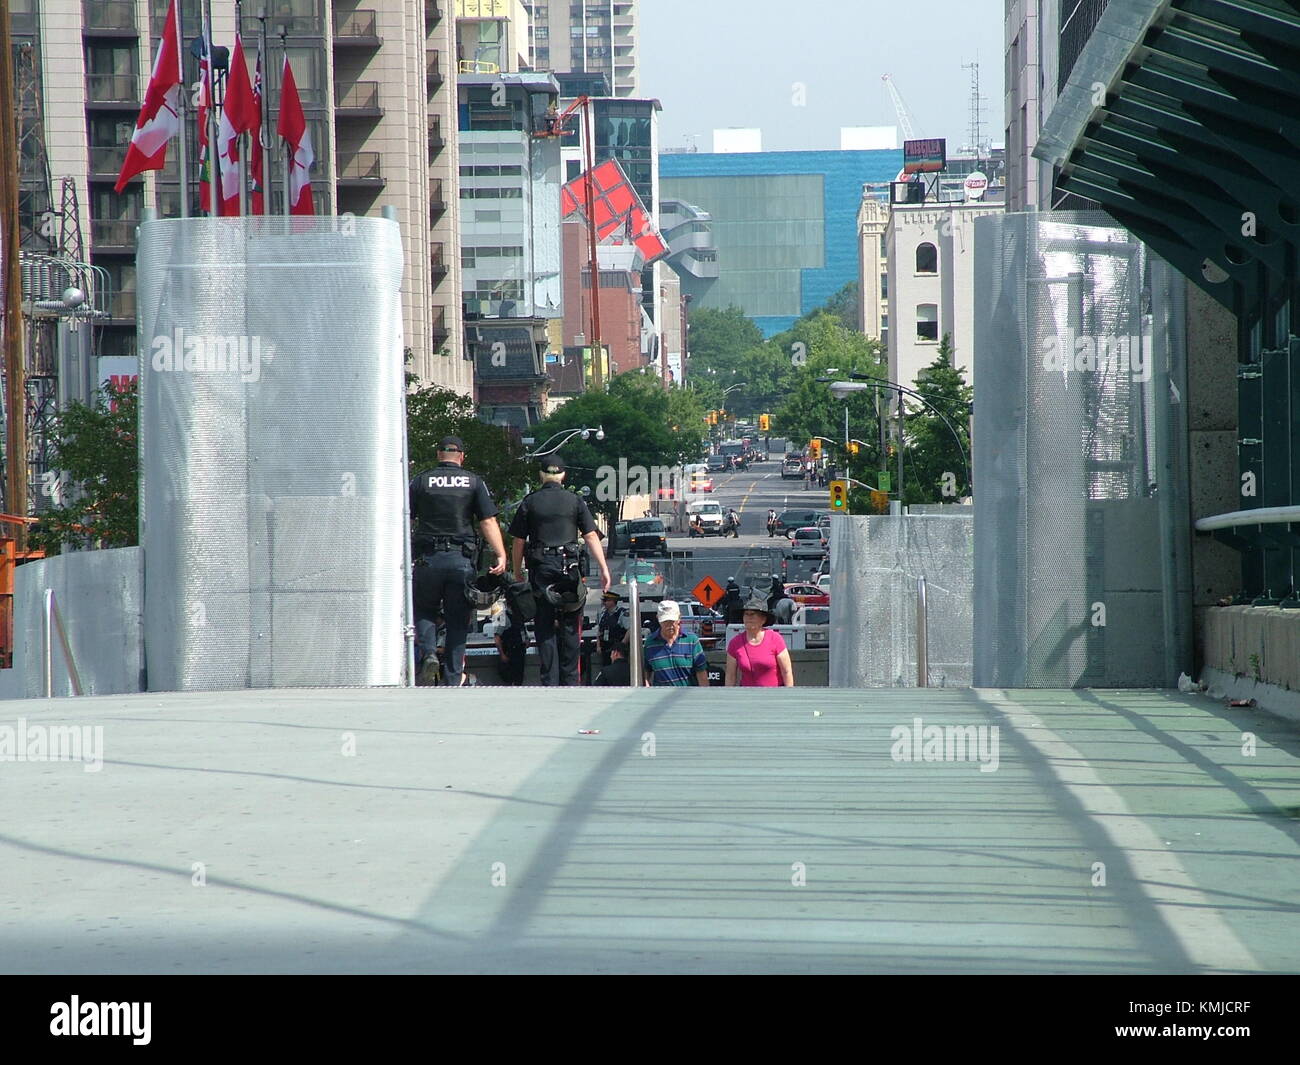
[740,595,774,625]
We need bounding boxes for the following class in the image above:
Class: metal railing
[88,145,129,176]
[915,576,929,687]
[627,578,643,686]
[1194,506,1300,532]
[333,8,377,38]
[335,81,380,111]
[83,0,136,31]
[459,60,499,75]
[43,590,83,697]
[336,152,382,181]
[84,73,138,105]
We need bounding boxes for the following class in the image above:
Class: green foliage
[30,381,139,555]
[406,385,531,501]
[817,281,860,332]
[901,335,973,505]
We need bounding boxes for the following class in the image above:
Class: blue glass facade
[660,149,901,335]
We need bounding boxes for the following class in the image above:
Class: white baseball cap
[656,600,681,622]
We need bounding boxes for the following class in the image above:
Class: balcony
[88,146,130,180]
[431,307,449,347]
[336,152,383,186]
[430,180,446,215]
[428,115,445,160]
[333,8,380,47]
[430,242,448,282]
[107,291,137,322]
[334,81,382,118]
[426,50,444,89]
[84,73,139,108]
[82,0,137,35]
[91,219,139,252]
[425,1,444,26]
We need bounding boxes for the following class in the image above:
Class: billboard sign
[903,138,946,174]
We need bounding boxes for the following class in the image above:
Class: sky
[638,0,1006,154]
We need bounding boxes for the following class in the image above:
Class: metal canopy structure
[1036,0,1300,322]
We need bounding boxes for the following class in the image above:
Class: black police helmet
[466,573,504,609]
[543,579,585,614]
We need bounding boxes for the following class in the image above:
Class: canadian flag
[219,33,258,215]
[114,0,181,193]
[276,56,314,216]
[248,50,265,214]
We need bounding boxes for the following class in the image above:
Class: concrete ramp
[0,687,1296,974]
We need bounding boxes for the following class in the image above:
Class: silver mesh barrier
[972,211,1192,687]
[12,548,144,698]
[137,217,407,691]
[829,512,973,687]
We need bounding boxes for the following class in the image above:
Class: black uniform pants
[530,556,583,686]
[413,550,474,685]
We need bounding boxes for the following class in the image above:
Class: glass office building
[660,149,902,336]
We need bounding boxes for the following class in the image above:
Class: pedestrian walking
[643,600,709,687]
[725,595,795,687]
[767,508,778,538]
[410,435,507,687]
[509,455,612,686]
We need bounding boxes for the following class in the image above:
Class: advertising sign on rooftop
[903,138,946,174]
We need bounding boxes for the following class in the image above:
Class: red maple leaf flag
[114,0,182,193]
[276,56,314,216]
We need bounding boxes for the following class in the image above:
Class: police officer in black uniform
[509,455,612,686]
[410,435,507,687]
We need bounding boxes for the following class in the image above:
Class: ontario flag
[560,157,667,265]
[220,33,259,215]
[114,0,182,193]
[277,56,314,216]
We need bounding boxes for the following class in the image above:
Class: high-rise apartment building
[11,0,468,393]
[521,0,637,97]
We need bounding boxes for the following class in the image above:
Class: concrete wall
[1202,607,1300,692]
[0,547,145,700]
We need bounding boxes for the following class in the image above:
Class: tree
[30,381,139,555]
[406,385,531,502]
[901,335,973,504]
[816,281,860,333]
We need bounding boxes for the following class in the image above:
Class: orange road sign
[692,575,725,608]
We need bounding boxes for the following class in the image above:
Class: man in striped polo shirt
[643,600,709,687]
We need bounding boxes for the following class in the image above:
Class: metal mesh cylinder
[137,217,407,690]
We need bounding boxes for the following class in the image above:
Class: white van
[686,500,725,535]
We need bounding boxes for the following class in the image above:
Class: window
[915,242,937,274]
[880,272,888,298]
[916,304,938,342]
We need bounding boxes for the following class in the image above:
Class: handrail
[1194,505,1300,532]
[627,578,642,686]
[915,577,929,687]
[43,589,83,697]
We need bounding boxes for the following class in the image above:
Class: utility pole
[0,0,28,541]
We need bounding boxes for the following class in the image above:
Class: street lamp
[524,425,605,459]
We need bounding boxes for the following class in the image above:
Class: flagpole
[259,10,270,216]
[235,2,246,217]
[175,0,189,217]
[202,0,219,216]
[279,30,290,218]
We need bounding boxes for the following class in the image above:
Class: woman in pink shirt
[725,595,795,687]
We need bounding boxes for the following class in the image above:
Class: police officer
[596,589,629,667]
[509,455,611,685]
[410,435,507,687]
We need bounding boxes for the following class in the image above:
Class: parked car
[776,509,821,536]
[782,582,830,607]
[623,559,667,599]
[788,526,829,558]
[626,518,668,558]
[792,604,830,648]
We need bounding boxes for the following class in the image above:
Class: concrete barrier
[1201,606,1300,691]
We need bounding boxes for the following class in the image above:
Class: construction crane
[881,74,919,141]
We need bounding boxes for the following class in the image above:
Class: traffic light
[808,439,822,459]
[829,480,849,512]
[870,490,890,514]
[847,441,860,455]
[759,413,771,432]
